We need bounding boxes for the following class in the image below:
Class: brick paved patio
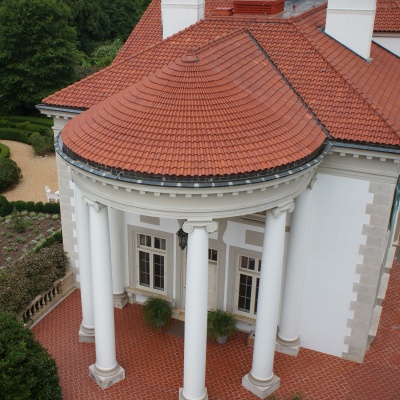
[33,261,400,400]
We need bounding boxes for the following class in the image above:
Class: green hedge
[0,313,62,399]
[0,197,60,217]
[0,117,54,154]
[0,127,31,144]
[0,243,68,315]
[34,230,63,253]
[0,143,10,158]
[0,158,22,192]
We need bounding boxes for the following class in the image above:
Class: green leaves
[0,0,78,113]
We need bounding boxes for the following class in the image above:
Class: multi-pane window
[137,234,166,293]
[208,248,218,263]
[236,255,262,318]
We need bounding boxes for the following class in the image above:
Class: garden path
[0,140,58,203]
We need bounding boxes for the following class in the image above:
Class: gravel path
[1,140,58,203]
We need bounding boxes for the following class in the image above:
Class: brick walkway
[33,261,400,400]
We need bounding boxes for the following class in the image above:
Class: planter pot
[217,335,228,344]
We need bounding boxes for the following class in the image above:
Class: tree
[0,0,78,114]
[0,313,62,399]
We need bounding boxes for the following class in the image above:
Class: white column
[108,207,128,308]
[179,220,217,400]
[85,198,125,389]
[243,202,294,399]
[277,187,313,353]
[75,186,95,342]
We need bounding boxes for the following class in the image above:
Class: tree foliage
[0,0,78,114]
[0,313,62,399]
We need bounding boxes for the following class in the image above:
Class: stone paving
[33,260,400,400]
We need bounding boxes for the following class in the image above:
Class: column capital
[308,176,317,190]
[83,196,104,213]
[269,201,295,219]
[182,220,217,234]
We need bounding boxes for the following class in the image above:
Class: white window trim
[136,233,167,295]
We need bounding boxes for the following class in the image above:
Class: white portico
[58,129,326,397]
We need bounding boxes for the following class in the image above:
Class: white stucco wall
[300,173,373,357]
[373,36,400,57]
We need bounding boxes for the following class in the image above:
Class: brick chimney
[161,0,204,40]
[325,0,377,60]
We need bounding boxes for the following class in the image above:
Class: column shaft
[180,223,214,400]
[278,189,312,347]
[108,207,128,308]
[75,186,94,342]
[88,202,125,388]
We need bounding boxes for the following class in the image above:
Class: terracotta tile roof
[113,0,162,63]
[375,0,400,32]
[62,30,326,177]
[43,2,400,149]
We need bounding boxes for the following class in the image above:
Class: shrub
[26,201,35,212]
[30,131,54,155]
[0,127,31,144]
[0,195,12,217]
[0,158,22,192]
[0,243,68,314]
[43,201,60,214]
[0,143,10,158]
[0,313,62,399]
[34,201,44,213]
[142,296,172,331]
[207,310,236,342]
[10,200,27,211]
[34,230,63,252]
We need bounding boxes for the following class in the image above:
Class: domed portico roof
[61,30,327,182]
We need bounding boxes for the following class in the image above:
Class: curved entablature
[58,133,330,189]
[57,134,326,220]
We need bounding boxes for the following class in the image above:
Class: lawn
[0,210,61,267]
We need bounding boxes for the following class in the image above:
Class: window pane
[258,260,262,272]
[254,277,260,314]
[139,234,151,247]
[153,254,165,290]
[139,251,150,287]
[238,274,252,312]
[240,256,248,270]
[248,257,255,271]
[208,248,218,262]
[154,237,166,250]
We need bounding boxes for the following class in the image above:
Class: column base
[78,323,95,343]
[89,363,125,389]
[275,335,300,356]
[242,373,280,399]
[179,388,208,400]
[113,292,128,309]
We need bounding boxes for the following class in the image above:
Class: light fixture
[176,227,188,250]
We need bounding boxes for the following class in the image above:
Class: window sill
[233,313,256,325]
[125,287,175,307]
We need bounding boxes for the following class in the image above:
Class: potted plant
[207,310,237,344]
[142,296,172,331]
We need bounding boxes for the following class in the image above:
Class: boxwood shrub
[0,127,31,144]
[0,313,62,399]
[0,143,10,158]
[0,195,12,217]
[0,243,68,315]
[0,158,22,192]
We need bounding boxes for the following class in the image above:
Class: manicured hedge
[0,243,68,315]
[0,158,22,192]
[34,230,63,253]
[0,313,62,399]
[0,195,13,217]
[9,200,60,214]
[0,127,31,144]
[0,117,54,155]
[0,143,10,158]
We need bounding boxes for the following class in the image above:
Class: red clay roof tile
[62,30,326,177]
[44,1,400,153]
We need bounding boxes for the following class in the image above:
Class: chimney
[325,0,377,60]
[161,0,204,40]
